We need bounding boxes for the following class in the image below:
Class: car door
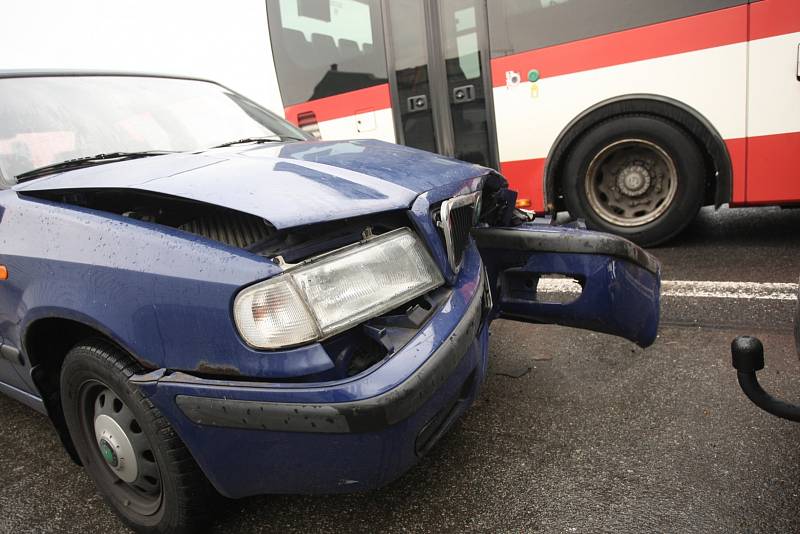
[475,220,660,347]
[0,177,33,395]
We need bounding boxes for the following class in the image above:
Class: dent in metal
[472,224,659,274]
[194,361,244,377]
[16,139,489,229]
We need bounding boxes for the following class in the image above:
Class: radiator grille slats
[179,212,273,250]
[439,191,481,273]
[448,204,474,268]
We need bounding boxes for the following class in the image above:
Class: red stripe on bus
[284,84,391,125]
[491,4,749,86]
[745,131,800,205]
[501,132,800,211]
[499,158,546,213]
[750,0,800,41]
[726,138,747,205]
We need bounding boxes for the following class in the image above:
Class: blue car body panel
[1,142,489,385]
[0,138,661,497]
[138,246,489,497]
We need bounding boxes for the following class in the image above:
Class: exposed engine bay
[20,173,520,262]
[22,188,410,263]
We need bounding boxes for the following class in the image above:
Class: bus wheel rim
[584,138,679,227]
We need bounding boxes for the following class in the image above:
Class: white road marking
[536,279,799,301]
[661,281,798,300]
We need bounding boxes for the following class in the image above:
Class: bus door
[383,0,499,168]
[744,0,800,204]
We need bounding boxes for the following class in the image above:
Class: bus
[2,0,798,245]
[267,0,800,245]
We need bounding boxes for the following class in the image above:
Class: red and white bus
[3,0,797,245]
[267,0,800,245]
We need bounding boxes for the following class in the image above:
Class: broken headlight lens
[233,228,444,349]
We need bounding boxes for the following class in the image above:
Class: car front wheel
[60,340,214,533]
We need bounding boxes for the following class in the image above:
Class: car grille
[439,191,481,272]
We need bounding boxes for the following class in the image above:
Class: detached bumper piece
[473,224,660,347]
[731,336,800,422]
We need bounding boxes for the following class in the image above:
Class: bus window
[488,0,748,57]
[267,0,388,106]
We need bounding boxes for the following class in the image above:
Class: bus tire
[562,114,705,246]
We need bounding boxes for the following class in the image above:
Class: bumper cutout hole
[502,271,583,305]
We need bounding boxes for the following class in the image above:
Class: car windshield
[0,75,307,183]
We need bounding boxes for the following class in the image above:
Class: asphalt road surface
[2,206,799,533]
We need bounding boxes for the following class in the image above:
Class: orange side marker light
[515,198,532,208]
[0,266,8,280]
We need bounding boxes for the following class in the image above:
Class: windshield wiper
[208,135,304,149]
[16,151,175,183]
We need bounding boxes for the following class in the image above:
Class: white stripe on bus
[316,107,396,143]
[745,31,800,138]
[493,40,749,162]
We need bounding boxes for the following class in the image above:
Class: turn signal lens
[234,279,319,349]
[515,198,532,208]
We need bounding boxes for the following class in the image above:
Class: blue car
[0,71,660,533]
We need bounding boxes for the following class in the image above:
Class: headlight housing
[234,228,444,349]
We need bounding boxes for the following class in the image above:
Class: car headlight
[233,228,444,349]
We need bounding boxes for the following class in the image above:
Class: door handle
[452,84,476,103]
[407,94,428,112]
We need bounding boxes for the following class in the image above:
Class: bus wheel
[563,114,704,246]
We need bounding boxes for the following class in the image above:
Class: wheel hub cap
[94,413,138,483]
[99,439,118,467]
[617,164,651,196]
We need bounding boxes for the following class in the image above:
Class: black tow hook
[731,336,800,422]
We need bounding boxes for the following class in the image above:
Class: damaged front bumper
[131,247,491,498]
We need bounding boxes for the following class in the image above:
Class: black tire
[60,340,215,534]
[562,114,705,246]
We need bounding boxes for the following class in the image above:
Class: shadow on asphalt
[648,206,800,282]
[663,205,800,249]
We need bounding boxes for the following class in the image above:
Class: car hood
[14,140,489,229]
